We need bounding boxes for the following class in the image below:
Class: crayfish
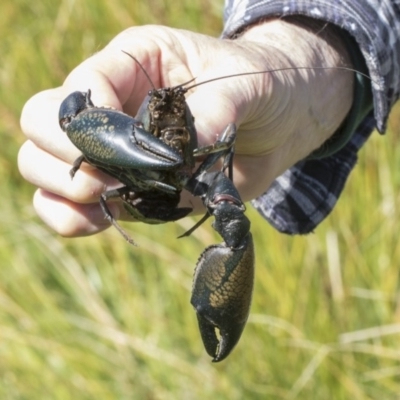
[59,52,255,362]
[58,49,367,361]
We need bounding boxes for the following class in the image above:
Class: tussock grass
[2,1,400,398]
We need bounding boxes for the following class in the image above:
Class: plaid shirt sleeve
[222,0,400,234]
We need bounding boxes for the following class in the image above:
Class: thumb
[185,81,243,151]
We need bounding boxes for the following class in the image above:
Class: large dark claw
[191,234,254,362]
[80,118,183,170]
[59,91,183,171]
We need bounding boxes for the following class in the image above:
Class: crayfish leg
[99,190,137,246]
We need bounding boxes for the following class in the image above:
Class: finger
[62,31,163,111]
[21,32,162,157]
[20,88,81,163]
[33,185,143,238]
[18,140,119,204]
[62,25,204,114]
[33,189,115,237]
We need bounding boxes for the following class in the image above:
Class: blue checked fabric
[222,0,400,234]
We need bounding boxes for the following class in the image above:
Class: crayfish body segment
[58,54,255,362]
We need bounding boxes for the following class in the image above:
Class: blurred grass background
[1,0,400,399]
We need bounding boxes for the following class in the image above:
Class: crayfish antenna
[177,212,210,239]
[121,50,157,91]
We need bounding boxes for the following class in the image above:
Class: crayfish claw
[191,234,254,362]
[195,313,219,359]
[195,312,247,362]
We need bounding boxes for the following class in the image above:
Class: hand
[18,19,353,237]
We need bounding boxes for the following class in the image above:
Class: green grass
[2,1,400,399]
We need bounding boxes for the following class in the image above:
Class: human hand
[18,20,353,237]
